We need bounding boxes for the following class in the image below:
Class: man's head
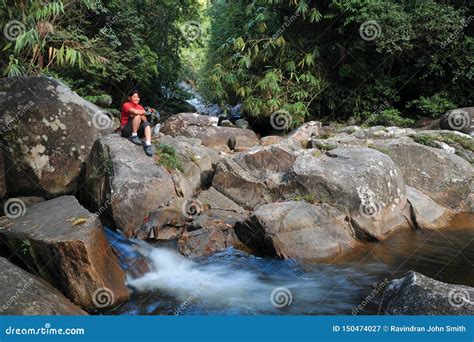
[128,91,140,104]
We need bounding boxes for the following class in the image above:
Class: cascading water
[104,227,474,315]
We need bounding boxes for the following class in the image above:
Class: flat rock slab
[0,196,129,309]
[406,186,451,229]
[381,271,474,315]
[0,257,87,315]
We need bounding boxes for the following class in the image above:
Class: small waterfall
[178,81,222,117]
[126,247,274,309]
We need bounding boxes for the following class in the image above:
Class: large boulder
[380,271,474,315]
[234,201,358,261]
[371,137,473,223]
[0,257,87,315]
[161,113,259,151]
[291,147,413,240]
[80,134,219,238]
[0,76,114,198]
[212,145,298,209]
[79,134,178,237]
[0,196,129,310]
[439,107,473,136]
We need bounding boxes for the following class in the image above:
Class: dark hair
[128,90,140,98]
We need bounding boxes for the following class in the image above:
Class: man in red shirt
[121,91,153,156]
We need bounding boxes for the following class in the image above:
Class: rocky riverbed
[0,76,473,315]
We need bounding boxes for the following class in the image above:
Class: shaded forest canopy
[1,0,472,126]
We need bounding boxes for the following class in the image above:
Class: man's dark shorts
[121,117,151,138]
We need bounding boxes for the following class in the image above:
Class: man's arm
[128,107,146,116]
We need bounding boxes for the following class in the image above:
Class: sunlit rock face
[0,76,114,198]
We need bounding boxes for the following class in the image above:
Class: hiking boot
[129,135,142,146]
[144,144,154,157]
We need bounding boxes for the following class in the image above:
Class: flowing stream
[104,227,474,315]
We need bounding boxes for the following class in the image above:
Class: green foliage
[412,133,474,153]
[291,193,319,204]
[201,0,471,125]
[407,93,457,118]
[362,109,415,127]
[411,133,438,148]
[91,150,114,179]
[154,143,184,172]
[84,94,113,107]
[0,0,202,109]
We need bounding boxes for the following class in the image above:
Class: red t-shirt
[121,102,145,128]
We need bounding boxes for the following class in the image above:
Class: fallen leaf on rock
[71,218,88,226]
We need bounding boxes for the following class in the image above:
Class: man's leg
[129,115,143,145]
[144,125,151,143]
[138,121,154,157]
[131,115,142,134]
